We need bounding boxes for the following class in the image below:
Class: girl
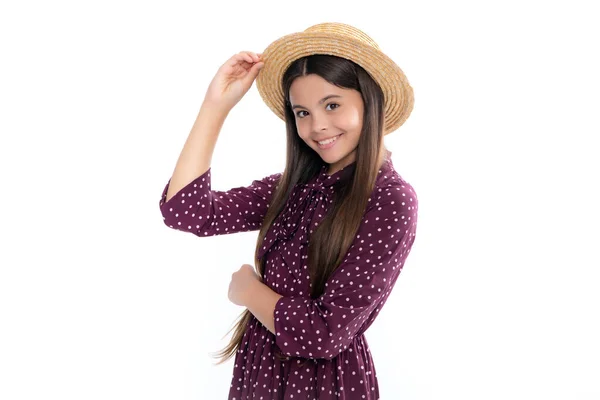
[159,22,418,400]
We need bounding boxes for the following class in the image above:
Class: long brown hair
[211,54,389,365]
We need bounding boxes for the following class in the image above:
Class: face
[288,74,364,175]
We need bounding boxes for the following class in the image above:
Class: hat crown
[304,22,381,51]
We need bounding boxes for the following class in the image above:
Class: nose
[311,110,330,133]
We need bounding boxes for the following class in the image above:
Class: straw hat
[256,22,414,135]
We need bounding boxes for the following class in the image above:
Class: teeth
[318,134,341,145]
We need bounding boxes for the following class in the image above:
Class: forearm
[165,101,229,202]
[244,281,283,335]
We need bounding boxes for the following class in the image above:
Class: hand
[203,51,264,113]
[228,263,262,307]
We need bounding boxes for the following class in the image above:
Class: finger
[238,51,259,64]
[241,50,258,58]
[241,63,261,87]
[241,51,261,62]
[239,52,254,64]
[225,53,252,68]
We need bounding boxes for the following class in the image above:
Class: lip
[314,133,343,143]
[315,133,343,150]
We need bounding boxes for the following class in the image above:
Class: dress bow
[257,181,332,260]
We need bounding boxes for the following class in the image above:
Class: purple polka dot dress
[159,151,418,399]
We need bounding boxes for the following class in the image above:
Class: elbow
[276,342,347,361]
[320,337,354,360]
[158,192,213,235]
[158,179,215,235]
[275,331,351,361]
[159,203,210,235]
[161,216,211,236]
[273,297,357,360]
[275,341,333,361]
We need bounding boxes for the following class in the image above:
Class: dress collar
[258,150,394,261]
[313,149,393,188]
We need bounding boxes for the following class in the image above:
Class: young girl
[159,22,418,400]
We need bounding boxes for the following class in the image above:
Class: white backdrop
[1,0,599,399]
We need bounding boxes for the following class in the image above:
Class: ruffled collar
[313,161,355,189]
[257,151,393,261]
[313,149,393,187]
[318,149,393,186]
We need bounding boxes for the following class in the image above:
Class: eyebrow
[290,94,342,110]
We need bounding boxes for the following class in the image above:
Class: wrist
[200,99,231,117]
[244,279,263,308]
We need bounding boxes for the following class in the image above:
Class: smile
[315,133,343,144]
[315,133,343,149]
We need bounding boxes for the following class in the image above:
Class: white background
[1,0,599,399]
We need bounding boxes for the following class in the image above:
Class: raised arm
[159,51,268,235]
[164,50,264,203]
[164,102,229,204]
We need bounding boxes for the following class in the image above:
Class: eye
[295,103,340,119]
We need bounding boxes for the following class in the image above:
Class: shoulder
[369,162,418,216]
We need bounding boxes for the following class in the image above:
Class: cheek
[295,121,312,140]
[296,127,311,143]
[327,108,362,132]
[345,109,362,129]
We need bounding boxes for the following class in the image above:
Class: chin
[320,151,347,164]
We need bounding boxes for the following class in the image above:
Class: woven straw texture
[256,22,414,135]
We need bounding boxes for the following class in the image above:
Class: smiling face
[289,74,364,175]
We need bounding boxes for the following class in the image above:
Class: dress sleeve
[159,167,282,236]
[273,182,418,360]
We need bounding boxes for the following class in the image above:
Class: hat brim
[256,32,414,135]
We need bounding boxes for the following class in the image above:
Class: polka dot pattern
[159,170,282,235]
[159,154,419,399]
